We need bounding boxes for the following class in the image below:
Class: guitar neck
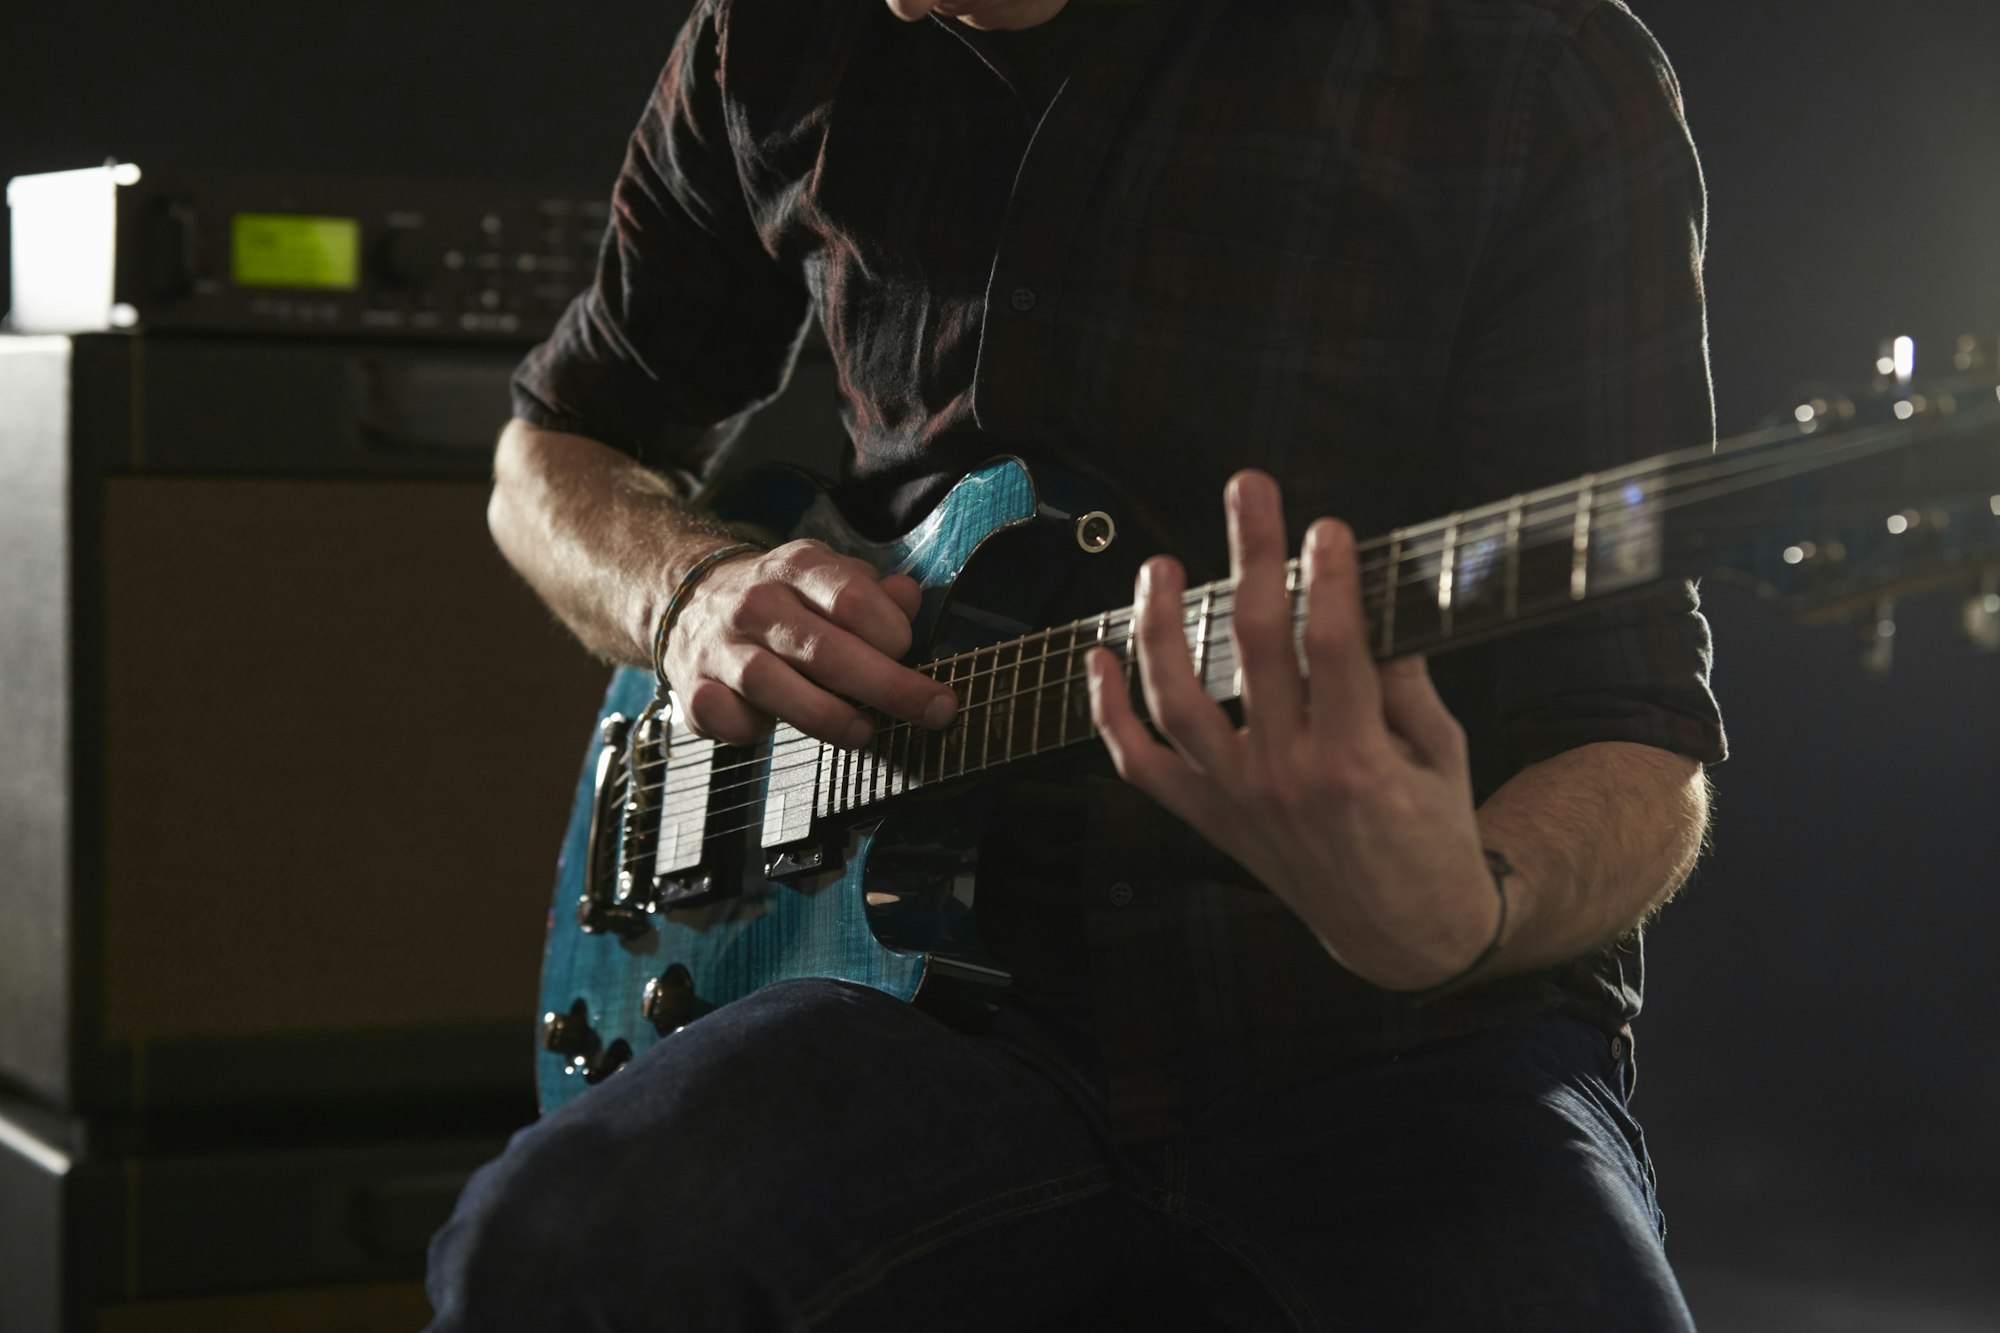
[805,451,1705,821]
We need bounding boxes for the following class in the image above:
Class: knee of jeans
[424,1111,749,1331]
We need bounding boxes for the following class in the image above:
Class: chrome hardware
[641,963,711,1035]
[616,706,669,911]
[582,712,632,902]
[765,843,829,879]
[542,1001,596,1057]
[542,999,601,1079]
[575,894,650,939]
[1073,511,1117,554]
[543,999,631,1082]
[655,871,718,908]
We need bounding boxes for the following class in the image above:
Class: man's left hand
[1087,470,1503,993]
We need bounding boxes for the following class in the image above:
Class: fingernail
[844,720,874,750]
[924,694,956,729]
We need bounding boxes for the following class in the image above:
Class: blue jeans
[425,979,1693,1331]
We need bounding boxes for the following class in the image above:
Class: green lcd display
[231,212,361,290]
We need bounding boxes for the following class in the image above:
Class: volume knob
[641,964,710,1035]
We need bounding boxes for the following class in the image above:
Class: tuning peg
[1859,596,1897,678]
[1963,571,2000,653]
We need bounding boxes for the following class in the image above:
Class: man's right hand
[663,540,959,750]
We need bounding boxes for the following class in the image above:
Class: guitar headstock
[1688,335,2000,675]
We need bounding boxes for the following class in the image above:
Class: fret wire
[1095,611,1116,740]
[1027,625,1051,760]
[996,641,1015,767]
[951,653,970,780]
[1055,623,1075,748]
[1571,476,1596,601]
[976,645,997,776]
[1379,535,1401,657]
[1193,586,1214,690]
[830,740,846,816]
[1503,499,1523,620]
[867,712,884,806]
[1437,519,1458,639]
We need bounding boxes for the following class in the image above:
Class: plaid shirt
[515,0,1726,1139]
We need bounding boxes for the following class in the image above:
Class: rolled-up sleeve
[1448,1,1726,773]
[511,0,812,476]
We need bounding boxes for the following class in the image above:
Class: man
[428,0,1724,1326]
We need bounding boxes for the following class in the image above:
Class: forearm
[487,418,743,668]
[1473,741,1710,977]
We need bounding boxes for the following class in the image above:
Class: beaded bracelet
[651,541,764,694]
[1407,848,1514,1003]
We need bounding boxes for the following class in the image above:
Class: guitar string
[630,399,2000,800]
[622,392,2000,827]
[631,467,2000,849]
[637,457,2000,826]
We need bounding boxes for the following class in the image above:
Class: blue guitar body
[535,457,1125,1112]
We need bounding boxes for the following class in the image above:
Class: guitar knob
[641,964,710,1034]
[542,1000,600,1060]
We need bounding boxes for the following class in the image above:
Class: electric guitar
[535,356,2000,1112]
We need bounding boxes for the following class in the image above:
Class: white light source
[6,164,126,333]
[1894,400,1916,420]
[1794,404,1816,424]
[1894,336,1916,384]
[1886,514,1910,535]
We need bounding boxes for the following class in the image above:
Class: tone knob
[541,1000,599,1060]
[641,964,710,1034]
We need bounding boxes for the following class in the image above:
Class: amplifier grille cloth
[102,478,605,1040]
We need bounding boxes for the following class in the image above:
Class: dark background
[5,1,1998,1323]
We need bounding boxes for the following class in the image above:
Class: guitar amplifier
[0,332,609,1119]
[5,164,608,344]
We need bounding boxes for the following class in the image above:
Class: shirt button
[1107,881,1134,907]
[1009,286,1037,312]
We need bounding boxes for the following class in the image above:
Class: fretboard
[756,450,1683,840]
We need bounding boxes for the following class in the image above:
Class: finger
[1225,471,1306,738]
[725,645,878,750]
[677,678,777,747]
[1301,517,1386,747]
[1088,647,1213,826]
[763,602,957,729]
[786,548,920,661]
[879,572,924,625]
[884,0,937,18]
[1133,556,1237,774]
[1379,655,1467,770]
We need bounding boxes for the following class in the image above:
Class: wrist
[650,541,765,691]
[1396,848,1514,1001]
